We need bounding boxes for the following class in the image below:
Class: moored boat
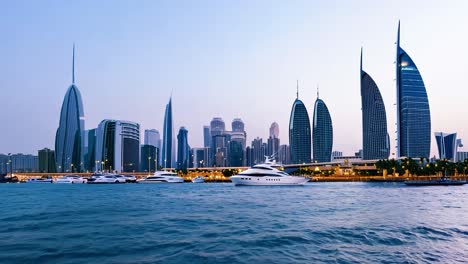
[137,171,184,183]
[191,176,205,183]
[404,177,467,186]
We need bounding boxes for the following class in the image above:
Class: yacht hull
[230,176,309,186]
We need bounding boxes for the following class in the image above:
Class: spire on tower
[296,80,299,99]
[72,43,75,84]
[317,84,319,99]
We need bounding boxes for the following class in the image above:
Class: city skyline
[2,1,468,157]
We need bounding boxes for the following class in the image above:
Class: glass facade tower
[360,48,390,160]
[161,97,174,169]
[289,87,311,164]
[312,96,333,163]
[396,22,431,158]
[55,45,85,172]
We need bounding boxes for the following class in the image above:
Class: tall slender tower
[161,97,174,168]
[396,21,431,158]
[360,48,390,160]
[55,44,85,172]
[312,88,333,163]
[289,81,311,164]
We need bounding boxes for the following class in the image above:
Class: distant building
[38,148,56,173]
[269,122,279,138]
[212,134,230,167]
[312,94,333,163]
[95,120,140,172]
[361,48,390,160]
[83,129,96,172]
[203,126,211,148]
[232,118,245,132]
[278,145,290,165]
[161,97,175,168]
[140,144,157,172]
[55,45,85,172]
[435,132,459,161]
[144,129,161,149]
[332,151,343,160]
[210,117,225,136]
[289,84,311,164]
[457,151,468,162]
[251,137,266,165]
[396,22,431,158]
[177,127,190,170]
[8,154,38,173]
[192,147,209,168]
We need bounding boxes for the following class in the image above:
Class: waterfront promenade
[7,171,468,183]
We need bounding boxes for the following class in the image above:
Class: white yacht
[55,175,87,184]
[137,171,184,183]
[191,176,205,183]
[230,158,309,186]
[26,177,53,183]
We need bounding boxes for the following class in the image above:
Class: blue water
[0,183,467,264]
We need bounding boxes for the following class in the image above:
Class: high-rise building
[161,97,175,168]
[203,126,211,148]
[360,48,390,160]
[396,21,431,158]
[140,144,157,172]
[177,127,190,170]
[278,144,290,165]
[55,45,85,172]
[210,118,225,136]
[267,137,280,157]
[83,129,96,172]
[192,147,209,168]
[212,134,230,167]
[95,120,140,172]
[228,140,244,167]
[232,118,245,132]
[435,132,459,162]
[289,84,311,164]
[38,148,56,173]
[144,129,161,149]
[269,122,279,138]
[312,93,333,163]
[251,137,266,165]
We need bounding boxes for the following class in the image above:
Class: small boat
[137,171,184,183]
[87,174,123,184]
[26,177,53,183]
[404,177,467,186]
[230,157,309,186]
[191,176,205,183]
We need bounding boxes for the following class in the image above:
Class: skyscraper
[312,91,333,163]
[95,120,140,172]
[161,97,174,168]
[435,132,459,162]
[360,48,390,160]
[203,126,211,148]
[269,122,279,138]
[210,117,225,136]
[140,144,157,172]
[289,83,311,164]
[396,21,431,158]
[268,122,280,157]
[55,45,85,172]
[144,129,161,149]
[177,127,190,170]
[83,129,96,172]
[232,118,245,132]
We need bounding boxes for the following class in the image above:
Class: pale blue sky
[1,0,468,157]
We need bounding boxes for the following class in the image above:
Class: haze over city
[1,0,467,157]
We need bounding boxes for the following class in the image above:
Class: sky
[1,0,468,158]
